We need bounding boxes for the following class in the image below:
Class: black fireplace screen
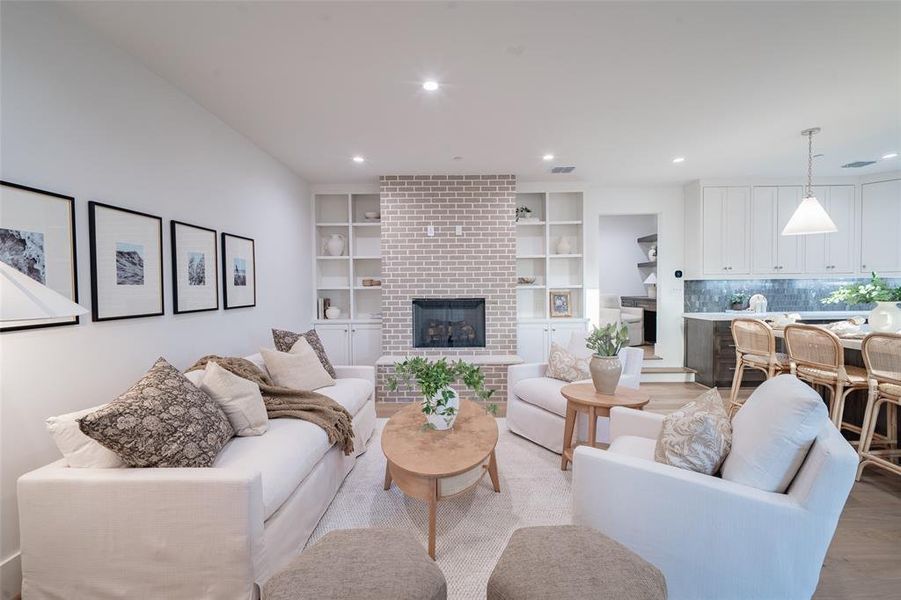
[412,298,486,348]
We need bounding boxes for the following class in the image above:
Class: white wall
[0,4,312,596]
[598,214,657,297]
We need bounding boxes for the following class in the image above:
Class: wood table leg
[487,449,500,492]
[383,463,392,491]
[428,479,438,559]
[561,403,576,470]
[587,406,597,449]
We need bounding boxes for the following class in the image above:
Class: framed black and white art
[171,221,219,314]
[221,232,256,309]
[0,181,79,332]
[88,201,164,321]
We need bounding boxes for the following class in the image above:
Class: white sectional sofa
[17,353,376,600]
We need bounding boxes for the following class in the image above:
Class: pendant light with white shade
[782,127,838,236]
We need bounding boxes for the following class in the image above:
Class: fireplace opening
[412,298,486,348]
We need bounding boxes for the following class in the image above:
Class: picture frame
[88,201,164,321]
[171,220,219,314]
[549,290,573,318]
[0,180,79,332]
[221,232,256,309]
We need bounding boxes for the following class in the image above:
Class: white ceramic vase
[324,234,346,257]
[556,237,572,254]
[325,306,341,320]
[425,387,460,430]
[868,301,901,333]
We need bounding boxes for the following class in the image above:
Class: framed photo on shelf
[549,290,573,318]
[221,232,256,309]
[0,181,79,332]
[88,201,164,321]
[171,220,219,314]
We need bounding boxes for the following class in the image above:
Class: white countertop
[682,310,870,321]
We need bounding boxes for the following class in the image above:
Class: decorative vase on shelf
[325,306,342,320]
[589,356,622,394]
[426,387,460,430]
[323,234,346,257]
[648,245,657,261]
[556,237,572,255]
[868,302,901,333]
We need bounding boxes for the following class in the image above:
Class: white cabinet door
[702,187,726,275]
[775,186,805,273]
[861,179,901,274]
[805,186,855,274]
[751,187,777,274]
[350,324,382,366]
[703,187,750,275]
[314,323,350,365]
[549,320,589,347]
[517,322,549,364]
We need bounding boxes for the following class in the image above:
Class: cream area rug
[307,418,573,599]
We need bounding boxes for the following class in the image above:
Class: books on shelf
[317,297,332,320]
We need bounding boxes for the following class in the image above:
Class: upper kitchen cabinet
[860,178,901,274]
[701,187,750,275]
[804,186,855,274]
[751,186,804,275]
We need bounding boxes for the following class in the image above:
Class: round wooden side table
[559,383,650,471]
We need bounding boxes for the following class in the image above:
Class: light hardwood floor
[376,382,901,599]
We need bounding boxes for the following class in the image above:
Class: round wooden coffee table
[559,383,650,470]
[382,399,500,559]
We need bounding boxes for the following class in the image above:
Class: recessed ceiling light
[882,152,898,160]
[672,157,685,164]
[422,80,439,92]
[542,154,555,161]
[352,156,365,163]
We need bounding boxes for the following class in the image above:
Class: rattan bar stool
[858,332,901,480]
[784,324,870,436]
[728,318,790,417]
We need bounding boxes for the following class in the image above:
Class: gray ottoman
[487,526,666,600]
[264,528,446,600]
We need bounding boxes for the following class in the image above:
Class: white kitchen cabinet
[703,187,750,275]
[860,178,901,274]
[314,322,382,366]
[751,186,805,275]
[516,319,589,364]
[804,186,855,274]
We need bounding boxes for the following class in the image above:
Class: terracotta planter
[590,356,622,394]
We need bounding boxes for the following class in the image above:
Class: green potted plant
[821,272,901,332]
[585,323,630,394]
[728,292,748,311]
[386,357,496,430]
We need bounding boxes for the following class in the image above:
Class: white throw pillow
[200,361,269,436]
[46,406,126,468]
[655,388,732,475]
[546,342,590,382]
[721,374,829,493]
[261,341,335,391]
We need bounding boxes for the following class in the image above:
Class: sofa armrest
[18,462,264,599]
[598,307,621,327]
[609,407,665,441]
[333,365,376,387]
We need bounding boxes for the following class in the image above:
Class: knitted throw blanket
[188,355,355,455]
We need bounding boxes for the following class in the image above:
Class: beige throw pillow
[201,361,269,436]
[546,342,591,382]
[261,340,335,391]
[655,388,732,475]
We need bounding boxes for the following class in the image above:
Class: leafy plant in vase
[728,292,748,311]
[821,272,901,332]
[386,357,496,430]
[585,324,630,394]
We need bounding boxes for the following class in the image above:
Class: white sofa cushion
[46,405,127,468]
[200,362,269,436]
[721,374,829,493]
[546,342,590,382]
[511,376,576,417]
[316,378,373,417]
[607,435,656,460]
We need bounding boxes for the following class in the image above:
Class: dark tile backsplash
[684,278,901,313]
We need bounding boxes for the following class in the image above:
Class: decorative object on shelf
[728,292,749,311]
[585,323,629,394]
[363,211,380,221]
[386,356,496,430]
[549,290,573,318]
[783,127,838,236]
[221,232,256,309]
[171,221,218,314]
[322,233,346,257]
[361,278,382,287]
[749,293,768,313]
[325,306,342,320]
[0,181,80,331]
[643,273,657,299]
[515,205,533,222]
[555,236,572,255]
[648,245,657,261]
[821,272,901,332]
[88,201,164,321]
[517,276,537,285]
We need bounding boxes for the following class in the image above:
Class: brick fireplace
[376,175,519,403]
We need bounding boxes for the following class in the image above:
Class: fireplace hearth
[412,298,486,348]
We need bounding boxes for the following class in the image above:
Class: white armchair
[598,294,643,346]
[572,405,858,600]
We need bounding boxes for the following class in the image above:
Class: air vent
[842,160,876,168]
[551,166,575,174]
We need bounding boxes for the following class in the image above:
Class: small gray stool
[488,526,666,600]
[264,528,446,600]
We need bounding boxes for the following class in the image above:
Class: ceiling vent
[551,166,575,174]
[842,160,876,168]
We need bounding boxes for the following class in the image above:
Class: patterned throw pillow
[546,342,591,382]
[654,388,732,475]
[272,328,337,377]
[79,357,234,468]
